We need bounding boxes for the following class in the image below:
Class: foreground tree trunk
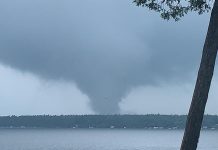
[180,1,218,150]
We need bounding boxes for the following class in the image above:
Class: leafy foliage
[133,0,213,20]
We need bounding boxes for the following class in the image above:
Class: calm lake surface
[0,129,217,150]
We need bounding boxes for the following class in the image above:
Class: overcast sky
[0,0,217,115]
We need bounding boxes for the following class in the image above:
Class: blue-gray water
[0,129,217,150]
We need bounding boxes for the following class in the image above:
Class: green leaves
[133,0,213,20]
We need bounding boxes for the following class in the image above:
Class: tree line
[0,115,217,129]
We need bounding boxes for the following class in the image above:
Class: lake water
[0,129,217,150]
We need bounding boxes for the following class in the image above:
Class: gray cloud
[0,64,93,115]
[0,0,211,113]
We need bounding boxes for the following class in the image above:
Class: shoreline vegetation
[0,115,217,130]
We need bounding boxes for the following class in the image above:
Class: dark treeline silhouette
[0,115,217,129]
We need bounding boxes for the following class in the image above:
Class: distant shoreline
[0,115,217,130]
[0,127,216,130]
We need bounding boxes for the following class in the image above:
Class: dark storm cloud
[0,0,210,113]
